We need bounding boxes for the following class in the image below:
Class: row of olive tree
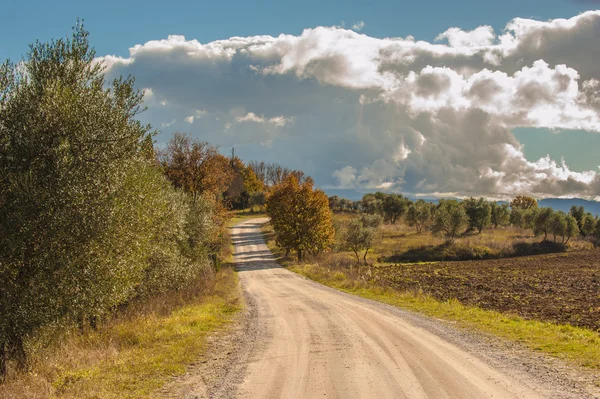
[0,24,220,378]
[335,193,600,246]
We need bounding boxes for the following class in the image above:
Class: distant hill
[323,189,600,216]
[538,198,600,216]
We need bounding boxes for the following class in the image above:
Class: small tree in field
[564,215,579,243]
[523,208,539,230]
[533,208,554,241]
[360,213,384,229]
[509,208,524,227]
[266,175,334,261]
[463,197,491,233]
[406,199,432,233]
[582,213,596,236]
[343,218,376,265]
[548,211,567,242]
[382,194,409,224]
[490,203,510,228]
[431,200,468,242]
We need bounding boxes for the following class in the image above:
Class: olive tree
[533,208,554,240]
[463,197,491,233]
[406,199,432,233]
[0,23,213,376]
[431,200,469,242]
[490,203,510,228]
[582,213,596,237]
[343,218,377,265]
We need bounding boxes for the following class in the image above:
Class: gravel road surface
[209,218,599,399]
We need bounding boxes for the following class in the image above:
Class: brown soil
[375,250,600,331]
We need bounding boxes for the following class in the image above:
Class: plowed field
[375,250,600,331]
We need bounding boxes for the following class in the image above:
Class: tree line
[335,193,600,264]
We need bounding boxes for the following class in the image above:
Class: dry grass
[331,212,593,262]
[0,268,242,399]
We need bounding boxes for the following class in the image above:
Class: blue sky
[1,0,595,61]
[3,1,600,198]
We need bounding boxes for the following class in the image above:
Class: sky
[2,0,600,199]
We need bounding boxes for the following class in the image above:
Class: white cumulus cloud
[97,10,600,198]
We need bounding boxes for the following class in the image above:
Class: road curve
[230,218,564,399]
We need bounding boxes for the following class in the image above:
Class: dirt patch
[375,250,600,331]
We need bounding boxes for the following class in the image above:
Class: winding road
[227,218,587,399]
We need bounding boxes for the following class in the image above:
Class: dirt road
[224,218,593,399]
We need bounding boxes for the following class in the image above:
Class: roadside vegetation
[0,23,284,397]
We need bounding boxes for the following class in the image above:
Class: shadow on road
[233,221,283,272]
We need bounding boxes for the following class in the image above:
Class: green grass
[289,263,600,372]
[0,268,242,399]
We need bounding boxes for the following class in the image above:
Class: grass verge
[289,263,600,372]
[0,268,242,399]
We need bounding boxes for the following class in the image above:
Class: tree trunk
[11,336,26,371]
[0,341,6,381]
[354,250,360,264]
[89,315,98,331]
[297,249,303,261]
[363,248,369,265]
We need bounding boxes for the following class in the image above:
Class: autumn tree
[463,197,491,233]
[266,175,335,260]
[431,200,468,242]
[160,132,234,201]
[510,196,538,210]
[224,156,264,209]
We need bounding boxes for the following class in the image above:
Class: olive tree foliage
[548,211,567,242]
[547,212,578,243]
[406,199,432,233]
[266,175,335,261]
[463,197,491,233]
[490,203,510,228]
[522,208,540,230]
[581,213,596,236]
[360,213,384,229]
[569,206,585,230]
[509,207,524,227]
[564,215,580,243]
[382,194,409,224]
[431,200,469,242]
[0,23,216,377]
[533,208,554,240]
[343,218,377,265]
